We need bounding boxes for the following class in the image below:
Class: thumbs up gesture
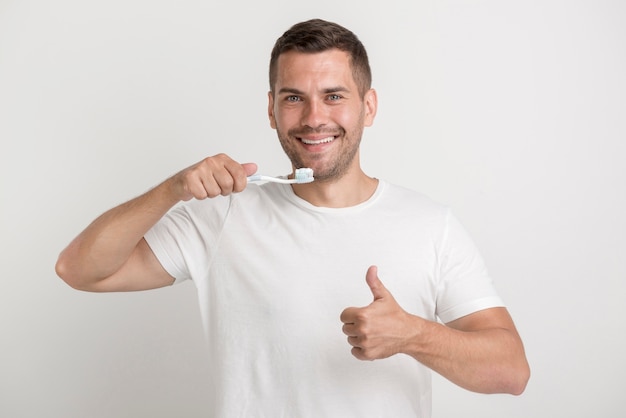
[340,266,417,361]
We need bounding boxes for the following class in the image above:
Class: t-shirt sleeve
[144,205,195,284]
[435,210,504,323]
[144,198,230,285]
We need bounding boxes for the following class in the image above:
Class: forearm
[56,178,179,288]
[56,154,256,291]
[403,311,530,395]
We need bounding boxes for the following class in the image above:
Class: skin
[56,48,529,395]
[268,49,379,207]
[341,266,529,395]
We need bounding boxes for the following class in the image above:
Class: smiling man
[269,47,378,208]
[56,19,529,417]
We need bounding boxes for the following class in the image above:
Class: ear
[268,91,277,129]
[363,88,378,127]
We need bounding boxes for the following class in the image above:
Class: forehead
[274,49,356,89]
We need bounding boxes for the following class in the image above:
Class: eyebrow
[277,86,350,95]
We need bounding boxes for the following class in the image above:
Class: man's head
[267,20,377,184]
[269,19,372,99]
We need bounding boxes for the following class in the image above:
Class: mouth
[298,136,336,145]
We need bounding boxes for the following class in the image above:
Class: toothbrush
[247,168,314,184]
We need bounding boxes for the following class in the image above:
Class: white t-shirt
[144,180,504,418]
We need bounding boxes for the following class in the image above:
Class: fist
[171,154,257,201]
[340,266,414,360]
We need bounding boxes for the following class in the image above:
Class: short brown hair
[269,19,372,98]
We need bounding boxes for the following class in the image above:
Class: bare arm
[55,154,257,292]
[421,305,529,394]
[340,266,530,395]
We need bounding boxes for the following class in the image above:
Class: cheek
[274,108,301,130]
[333,107,361,130]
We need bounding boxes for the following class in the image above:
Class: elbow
[474,365,530,396]
[509,363,531,396]
[501,330,531,396]
[479,356,530,396]
[55,253,78,289]
[55,251,89,291]
[495,358,530,396]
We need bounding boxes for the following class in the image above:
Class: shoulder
[377,180,449,218]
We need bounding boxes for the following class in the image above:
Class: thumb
[242,162,258,177]
[366,265,388,301]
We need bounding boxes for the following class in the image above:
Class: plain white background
[1,0,624,417]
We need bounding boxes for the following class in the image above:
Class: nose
[301,98,327,128]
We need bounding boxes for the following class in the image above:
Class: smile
[300,136,335,145]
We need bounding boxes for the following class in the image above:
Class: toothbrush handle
[247,175,264,182]
[247,175,295,184]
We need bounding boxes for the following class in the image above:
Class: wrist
[399,314,437,359]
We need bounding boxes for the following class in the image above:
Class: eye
[286,95,301,102]
[327,94,342,101]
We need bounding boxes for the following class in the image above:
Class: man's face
[268,49,377,182]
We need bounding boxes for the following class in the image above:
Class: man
[56,19,529,417]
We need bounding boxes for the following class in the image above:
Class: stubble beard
[276,125,364,182]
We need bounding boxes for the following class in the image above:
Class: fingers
[342,322,372,360]
[365,265,388,301]
[340,307,374,359]
[341,321,357,337]
[351,346,369,361]
[345,333,380,361]
[242,162,258,177]
[174,154,257,201]
[340,266,404,361]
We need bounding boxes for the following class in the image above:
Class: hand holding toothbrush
[169,153,258,201]
[169,153,314,202]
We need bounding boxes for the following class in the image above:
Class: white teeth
[301,136,334,145]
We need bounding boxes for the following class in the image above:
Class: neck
[291,169,379,208]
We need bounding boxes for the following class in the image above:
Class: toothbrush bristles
[247,168,314,184]
[294,168,314,183]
